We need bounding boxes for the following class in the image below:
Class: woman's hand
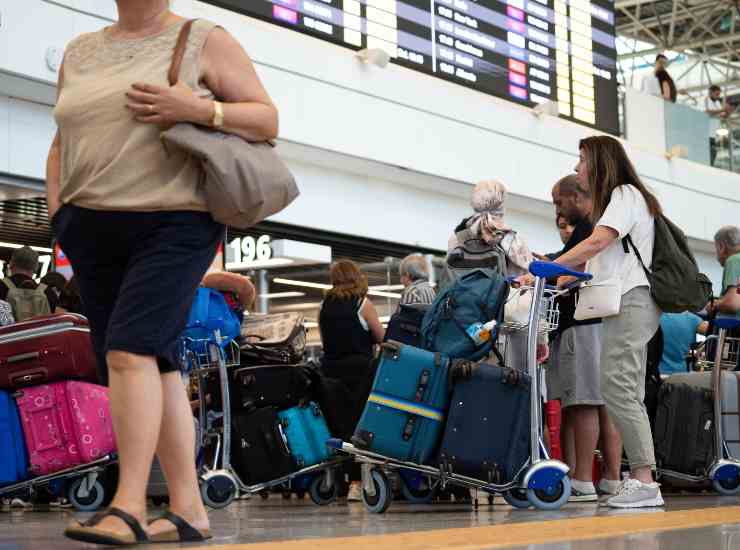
[125,82,213,128]
[556,275,578,289]
[513,274,535,288]
[537,343,550,364]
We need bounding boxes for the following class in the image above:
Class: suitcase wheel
[502,488,531,509]
[309,473,339,506]
[67,477,106,513]
[362,469,393,514]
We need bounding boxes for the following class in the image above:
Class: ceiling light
[369,284,406,291]
[258,291,306,299]
[716,128,730,137]
[367,290,402,299]
[271,240,332,266]
[226,258,294,271]
[304,322,319,329]
[0,242,52,254]
[273,278,332,290]
[379,316,391,323]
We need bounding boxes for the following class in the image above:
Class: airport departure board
[204,0,619,134]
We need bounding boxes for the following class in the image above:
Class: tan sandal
[147,510,211,543]
[64,507,150,546]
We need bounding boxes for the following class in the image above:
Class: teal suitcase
[278,402,333,469]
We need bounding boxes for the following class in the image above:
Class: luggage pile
[193,310,349,508]
[335,263,590,513]
[0,314,117,511]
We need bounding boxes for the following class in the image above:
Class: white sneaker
[347,483,362,502]
[606,479,664,508]
[9,498,31,510]
[598,478,622,496]
[569,480,598,502]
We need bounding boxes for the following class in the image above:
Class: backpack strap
[3,278,16,290]
[623,235,652,280]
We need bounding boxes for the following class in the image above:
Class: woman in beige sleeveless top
[50,1,278,545]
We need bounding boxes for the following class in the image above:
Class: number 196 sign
[226,235,272,267]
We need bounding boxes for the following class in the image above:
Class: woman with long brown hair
[554,136,664,509]
[319,260,384,500]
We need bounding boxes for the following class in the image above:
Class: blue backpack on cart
[420,269,508,361]
[182,287,241,350]
[0,391,29,486]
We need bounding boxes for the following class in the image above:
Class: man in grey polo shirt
[550,176,622,501]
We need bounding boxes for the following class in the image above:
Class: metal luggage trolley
[184,331,345,509]
[329,262,592,512]
[665,317,740,495]
[0,455,117,512]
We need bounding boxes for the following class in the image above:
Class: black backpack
[625,215,713,314]
[440,223,512,291]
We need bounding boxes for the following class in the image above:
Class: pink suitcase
[16,381,116,475]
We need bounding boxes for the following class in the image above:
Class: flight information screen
[204,0,619,135]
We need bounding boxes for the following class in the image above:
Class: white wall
[0,0,735,290]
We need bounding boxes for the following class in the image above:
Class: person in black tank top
[319,260,384,498]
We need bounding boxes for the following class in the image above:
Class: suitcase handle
[10,368,47,387]
[402,369,431,441]
[8,351,41,364]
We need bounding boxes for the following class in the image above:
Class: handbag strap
[168,19,197,86]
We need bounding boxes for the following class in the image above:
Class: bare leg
[599,406,623,481]
[95,351,163,535]
[567,406,599,482]
[148,372,210,536]
[562,413,577,474]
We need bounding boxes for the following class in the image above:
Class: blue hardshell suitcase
[351,342,451,464]
[439,361,531,483]
[0,390,29,486]
[278,402,333,469]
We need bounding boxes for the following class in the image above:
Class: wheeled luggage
[0,390,29,485]
[0,314,97,390]
[231,407,294,485]
[421,269,508,361]
[352,342,450,464]
[439,361,531,483]
[240,312,306,366]
[16,381,116,476]
[384,304,430,348]
[654,375,715,475]
[278,402,333,469]
[231,364,311,411]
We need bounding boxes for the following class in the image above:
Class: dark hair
[555,214,571,228]
[709,85,721,93]
[41,271,67,293]
[656,54,668,62]
[656,69,677,103]
[578,136,663,223]
[10,246,39,273]
[556,174,591,198]
[326,259,368,301]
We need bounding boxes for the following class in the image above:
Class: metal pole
[258,269,269,313]
[528,277,546,464]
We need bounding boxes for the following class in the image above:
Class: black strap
[153,511,207,542]
[83,507,149,543]
[623,235,652,280]
[402,367,432,441]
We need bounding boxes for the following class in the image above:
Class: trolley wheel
[309,474,339,506]
[503,488,532,509]
[400,475,438,504]
[259,490,270,501]
[282,490,292,500]
[713,475,740,496]
[200,474,237,509]
[487,494,495,506]
[362,469,393,514]
[527,476,571,511]
[68,478,106,512]
[296,490,307,500]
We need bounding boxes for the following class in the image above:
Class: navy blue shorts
[52,204,225,385]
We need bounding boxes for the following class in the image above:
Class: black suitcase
[384,304,430,347]
[231,364,312,411]
[654,379,714,476]
[439,360,531,484]
[231,407,295,485]
[305,365,357,440]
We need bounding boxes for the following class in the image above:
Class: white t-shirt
[587,185,655,296]
[641,74,662,97]
[706,96,724,137]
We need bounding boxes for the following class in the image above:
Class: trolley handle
[528,261,592,283]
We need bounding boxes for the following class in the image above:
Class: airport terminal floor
[4,494,740,549]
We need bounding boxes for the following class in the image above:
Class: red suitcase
[0,314,98,390]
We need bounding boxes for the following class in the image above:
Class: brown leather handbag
[160,20,299,229]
